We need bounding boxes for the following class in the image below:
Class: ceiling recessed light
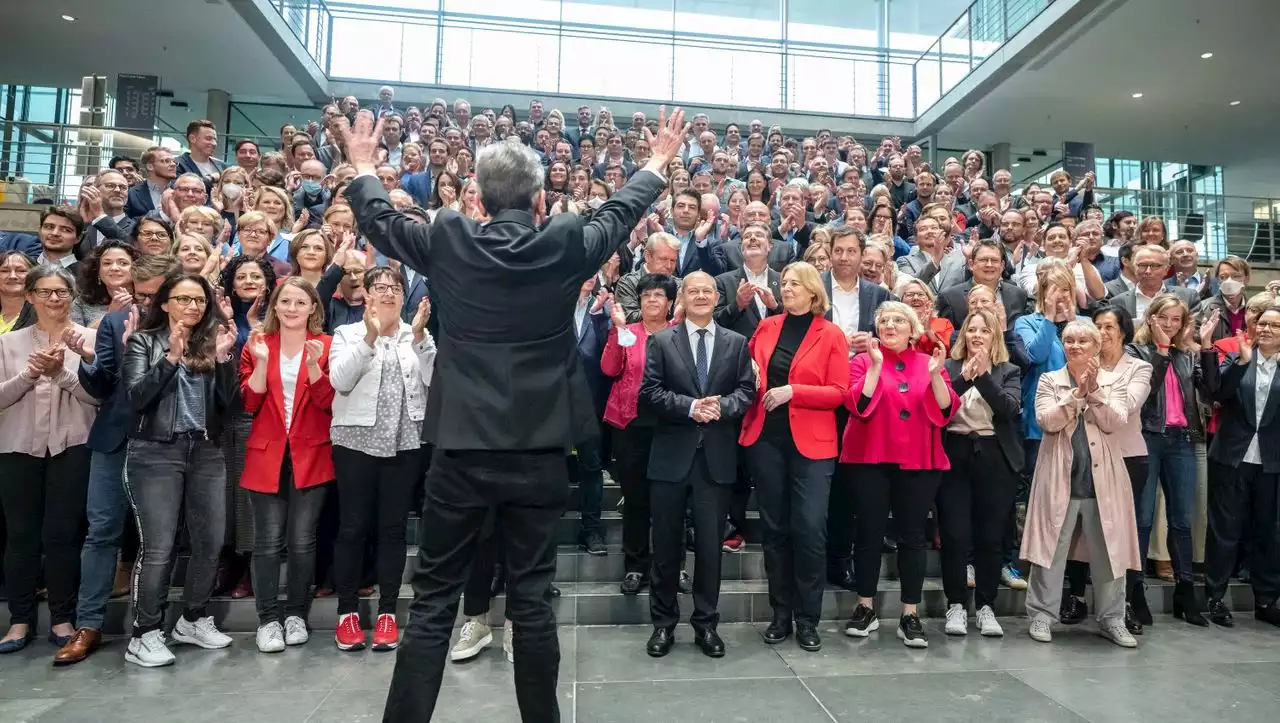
[1200,52,1214,59]
[60,14,75,21]
[1230,100,1241,106]
[1131,92,1144,98]
[1011,163,1020,168]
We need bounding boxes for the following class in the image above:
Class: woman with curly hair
[71,240,139,328]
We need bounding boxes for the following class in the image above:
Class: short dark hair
[1103,210,1135,238]
[675,189,702,211]
[109,155,136,170]
[970,238,1005,263]
[364,266,405,290]
[1118,242,1135,264]
[635,272,678,302]
[290,139,315,155]
[830,225,865,252]
[234,139,259,154]
[1092,304,1136,344]
[40,205,85,237]
[185,119,216,138]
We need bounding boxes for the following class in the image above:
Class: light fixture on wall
[1230,100,1241,106]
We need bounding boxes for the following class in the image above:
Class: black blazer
[347,169,666,451]
[1209,353,1280,473]
[936,279,1028,333]
[124,183,157,220]
[75,214,137,260]
[820,272,892,332]
[672,232,726,278]
[943,358,1024,472]
[715,237,794,272]
[712,266,783,340]
[79,308,132,453]
[122,327,238,442]
[576,307,613,418]
[640,322,755,485]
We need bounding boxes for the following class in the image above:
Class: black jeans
[0,447,91,627]
[124,437,226,635]
[826,406,855,568]
[852,463,941,605]
[1205,460,1280,604]
[938,434,1018,609]
[462,514,502,618]
[385,449,567,723]
[248,452,329,625]
[333,445,421,616]
[748,435,833,625]
[650,449,729,632]
[574,430,605,542]
[615,424,655,576]
[1066,456,1148,598]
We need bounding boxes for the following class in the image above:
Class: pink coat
[838,346,959,470]
[1020,367,1142,581]
[600,321,671,429]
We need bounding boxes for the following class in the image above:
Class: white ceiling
[0,0,311,103]
[935,0,1280,167]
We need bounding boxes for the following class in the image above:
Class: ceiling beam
[228,0,331,105]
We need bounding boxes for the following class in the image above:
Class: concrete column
[207,89,231,130]
[992,142,1012,172]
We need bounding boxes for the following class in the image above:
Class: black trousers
[826,407,855,568]
[462,512,503,618]
[852,463,941,604]
[650,449,729,632]
[615,424,655,576]
[938,434,1019,609]
[725,447,752,539]
[385,449,567,723]
[1066,456,1148,598]
[247,451,328,625]
[333,446,421,616]
[1205,460,1280,604]
[748,435,833,624]
[0,447,91,627]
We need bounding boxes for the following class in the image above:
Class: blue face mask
[301,179,322,196]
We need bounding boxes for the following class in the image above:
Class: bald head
[701,193,720,216]
[743,201,770,224]
[682,270,718,322]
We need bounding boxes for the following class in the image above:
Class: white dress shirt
[37,252,76,269]
[573,297,590,340]
[830,278,861,336]
[1244,352,1279,464]
[280,350,303,433]
[743,264,770,318]
[685,318,715,419]
[1135,285,1160,323]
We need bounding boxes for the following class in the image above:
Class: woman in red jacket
[239,277,334,654]
[841,300,958,648]
[740,261,848,653]
[600,273,677,596]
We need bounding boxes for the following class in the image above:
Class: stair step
[4,580,1256,635]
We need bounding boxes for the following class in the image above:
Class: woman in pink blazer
[600,273,676,594]
[1022,318,1142,649]
[839,300,958,649]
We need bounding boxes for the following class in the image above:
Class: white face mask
[587,197,605,210]
[1219,278,1244,297]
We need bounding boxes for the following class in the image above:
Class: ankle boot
[1129,581,1153,626]
[1172,581,1208,627]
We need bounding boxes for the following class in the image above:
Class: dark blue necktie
[695,329,709,394]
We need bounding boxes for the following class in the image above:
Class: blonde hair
[236,210,279,239]
[875,300,924,341]
[1134,294,1193,349]
[253,184,295,225]
[894,276,934,304]
[178,205,223,239]
[809,226,833,248]
[172,232,213,258]
[780,261,830,316]
[951,308,1010,364]
[802,241,831,265]
[1034,258,1076,313]
[262,276,325,335]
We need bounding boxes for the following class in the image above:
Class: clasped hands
[691,396,721,423]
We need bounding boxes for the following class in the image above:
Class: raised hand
[928,345,945,376]
[166,324,188,365]
[641,106,690,174]
[304,338,325,369]
[80,185,103,219]
[363,303,381,344]
[410,297,431,343]
[247,329,269,362]
[609,299,627,329]
[61,327,93,363]
[108,287,134,313]
[1199,309,1221,348]
[590,289,611,315]
[1151,318,1172,349]
[247,288,266,323]
[339,111,386,175]
[122,306,139,347]
[867,337,883,366]
[215,322,237,360]
[735,279,755,310]
[1236,330,1253,365]
[291,208,310,234]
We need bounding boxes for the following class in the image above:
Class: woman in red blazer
[740,261,849,652]
[840,300,959,649]
[239,276,335,654]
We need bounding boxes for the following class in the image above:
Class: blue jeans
[75,448,128,630]
[1139,430,1196,584]
[574,436,605,541]
[1003,437,1041,569]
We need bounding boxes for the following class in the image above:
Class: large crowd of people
[0,86,1277,683]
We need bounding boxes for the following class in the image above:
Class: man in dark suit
[640,270,755,658]
[73,170,137,259]
[343,107,689,723]
[53,254,170,665]
[668,189,726,278]
[573,276,614,555]
[1102,242,1137,299]
[35,206,84,278]
[1109,244,1200,323]
[772,183,814,264]
[174,119,229,189]
[936,239,1030,332]
[717,201,794,272]
[125,146,177,220]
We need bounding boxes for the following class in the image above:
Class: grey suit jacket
[712,266,783,340]
[716,238,794,272]
[1110,286,1200,322]
[896,246,967,292]
[1103,276,1132,300]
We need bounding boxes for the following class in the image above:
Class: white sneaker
[172,615,233,650]
[449,617,492,662]
[1029,618,1052,643]
[976,606,1003,637]
[966,564,976,588]
[125,629,175,667]
[284,616,309,646]
[503,619,514,663]
[256,622,286,653]
[1001,565,1029,590]
[944,604,968,636]
[1099,622,1138,648]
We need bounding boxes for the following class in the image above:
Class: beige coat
[1020,367,1142,581]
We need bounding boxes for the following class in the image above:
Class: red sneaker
[721,534,745,553]
[372,614,400,651]
[335,613,365,651]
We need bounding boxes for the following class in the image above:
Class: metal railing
[912,0,1055,116]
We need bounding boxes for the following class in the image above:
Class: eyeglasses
[170,295,208,308]
[902,291,929,301]
[240,228,270,238]
[1256,322,1280,331]
[138,230,170,240]
[134,292,155,303]
[370,283,404,296]
[1135,263,1165,271]
[33,288,72,300]
[99,183,128,191]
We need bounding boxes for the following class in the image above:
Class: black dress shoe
[1172,581,1208,627]
[1207,598,1234,627]
[678,571,693,594]
[694,628,725,658]
[763,615,793,644]
[1124,603,1144,636]
[826,562,856,591]
[882,537,898,553]
[795,622,822,652]
[1255,603,1280,627]
[1059,595,1088,625]
[550,585,561,598]
[619,572,648,596]
[646,627,675,657]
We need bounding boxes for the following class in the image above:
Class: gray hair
[25,263,77,295]
[645,232,681,253]
[474,142,544,214]
[875,300,925,340]
[779,178,808,201]
[1062,319,1101,347]
[454,98,470,111]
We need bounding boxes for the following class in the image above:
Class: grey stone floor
[1,616,1278,722]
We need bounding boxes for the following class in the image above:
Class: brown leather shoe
[52,628,102,666]
[1155,560,1175,582]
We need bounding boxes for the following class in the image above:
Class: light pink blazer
[1020,367,1141,581]
[1109,353,1153,458]
[0,325,99,456]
